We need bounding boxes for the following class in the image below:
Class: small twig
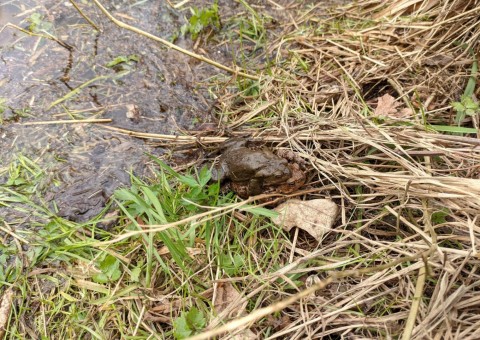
[48,75,111,109]
[1,23,72,50]
[100,125,227,144]
[0,222,29,244]
[172,0,191,9]
[68,0,99,30]
[90,0,259,80]
[326,38,386,67]
[21,119,112,125]
[402,254,429,339]
[265,0,284,10]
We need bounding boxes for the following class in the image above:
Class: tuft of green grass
[236,0,268,49]
[452,52,478,125]
[1,153,294,338]
[180,1,221,40]
[26,12,53,33]
[0,97,6,114]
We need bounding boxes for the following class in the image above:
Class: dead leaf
[0,287,14,339]
[221,329,257,340]
[97,210,119,230]
[373,93,413,119]
[272,199,338,241]
[374,93,399,115]
[149,297,184,314]
[126,104,140,121]
[212,282,256,339]
[399,107,414,117]
[146,296,184,324]
[213,282,246,317]
[158,246,204,257]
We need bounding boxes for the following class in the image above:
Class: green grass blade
[429,125,478,133]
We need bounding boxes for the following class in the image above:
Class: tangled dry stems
[199,0,480,338]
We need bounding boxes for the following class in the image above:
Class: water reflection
[0,3,21,48]
[0,4,14,26]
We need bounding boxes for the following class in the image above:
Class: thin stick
[326,38,386,67]
[172,0,191,9]
[0,287,15,339]
[90,0,259,80]
[21,119,112,125]
[48,75,110,109]
[1,23,72,50]
[69,0,99,30]
[402,259,427,340]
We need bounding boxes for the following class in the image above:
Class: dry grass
[190,0,480,338]
[90,0,480,337]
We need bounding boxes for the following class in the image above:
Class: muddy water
[0,0,346,223]
[0,4,15,26]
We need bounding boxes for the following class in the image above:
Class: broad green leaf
[130,266,141,282]
[451,101,465,112]
[92,272,109,284]
[114,188,138,201]
[174,314,192,339]
[107,56,129,67]
[106,54,139,67]
[185,307,206,330]
[198,166,212,187]
[93,254,122,283]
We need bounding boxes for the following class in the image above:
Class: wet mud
[1,0,217,221]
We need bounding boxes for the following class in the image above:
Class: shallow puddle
[1,0,218,221]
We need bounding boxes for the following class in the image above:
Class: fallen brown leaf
[0,287,14,339]
[373,93,413,119]
[212,282,256,339]
[272,199,338,241]
[213,282,245,317]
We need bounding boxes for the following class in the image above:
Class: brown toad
[211,139,292,197]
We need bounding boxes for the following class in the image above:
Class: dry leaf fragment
[212,282,256,339]
[222,329,257,340]
[0,287,14,339]
[126,104,140,121]
[158,246,204,257]
[214,282,245,316]
[373,93,413,119]
[374,93,400,116]
[272,199,338,241]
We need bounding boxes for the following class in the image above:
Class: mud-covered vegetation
[1,0,480,339]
